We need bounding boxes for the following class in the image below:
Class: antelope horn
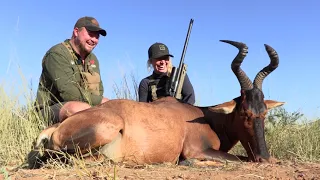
[220,40,253,90]
[253,44,279,90]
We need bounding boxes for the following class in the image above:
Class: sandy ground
[1,160,320,180]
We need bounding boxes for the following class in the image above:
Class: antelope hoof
[254,155,278,164]
[267,156,278,164]
[179,159,196,166]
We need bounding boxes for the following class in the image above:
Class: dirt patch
[2,161,320,180]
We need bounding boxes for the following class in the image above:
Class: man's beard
[79,43,91,55]
[75,38,92,56]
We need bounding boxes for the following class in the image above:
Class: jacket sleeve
[138,78,149,102]
[181,74,196,105]
[43,52,103,106]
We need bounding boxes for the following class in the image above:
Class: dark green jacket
[35,39,104,108]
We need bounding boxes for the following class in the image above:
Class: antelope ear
[265,100,285,110]
[209,100,237,114]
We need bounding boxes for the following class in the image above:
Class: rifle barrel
[173,18,194,96]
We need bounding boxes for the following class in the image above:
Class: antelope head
[211,40,285,162]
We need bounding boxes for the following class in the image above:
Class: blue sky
[0,0,319,119]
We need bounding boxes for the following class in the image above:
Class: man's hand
[101,97,109,104]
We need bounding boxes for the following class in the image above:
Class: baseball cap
[74,16,107,36]
[148,42,174,59]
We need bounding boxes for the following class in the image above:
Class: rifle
[168,18,194,100]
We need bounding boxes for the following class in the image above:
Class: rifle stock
[168,18,194,99]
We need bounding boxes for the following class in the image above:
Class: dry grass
[0,73,319,179]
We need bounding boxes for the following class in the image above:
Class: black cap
[74,16,107,36]
[148,42,174,59]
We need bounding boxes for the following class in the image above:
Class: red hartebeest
[28,40,284,168]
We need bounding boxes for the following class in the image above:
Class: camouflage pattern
[35,39,104,109]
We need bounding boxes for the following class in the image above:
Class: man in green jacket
[35,16,109,125]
